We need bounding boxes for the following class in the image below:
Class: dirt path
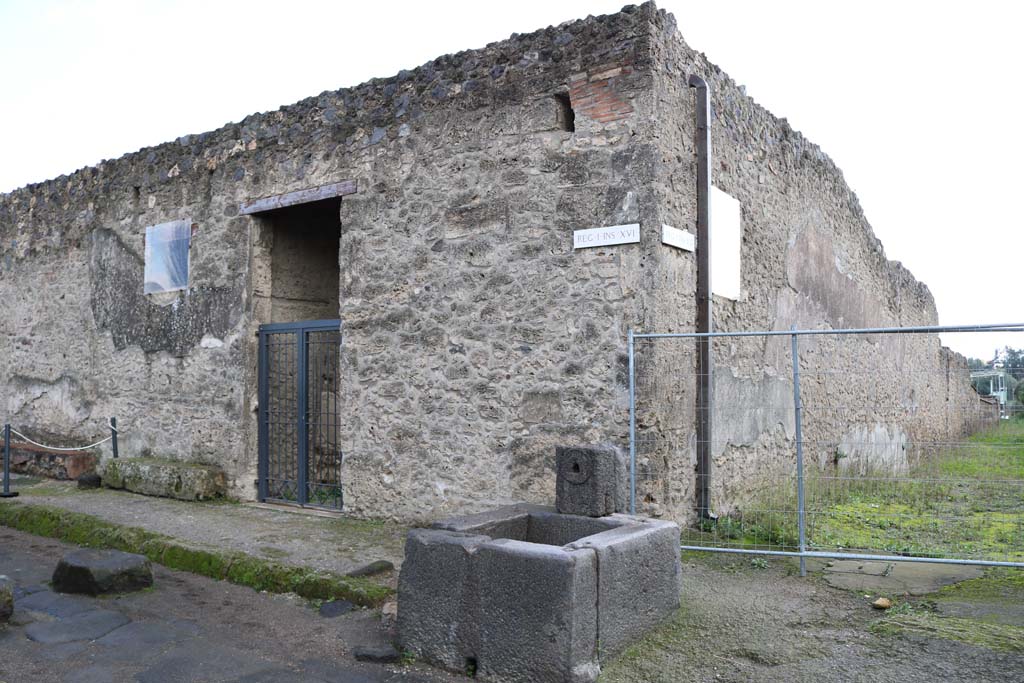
[599,553,1024,683]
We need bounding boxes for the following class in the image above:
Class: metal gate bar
[258,319,342,510]
[628,322,1024,569]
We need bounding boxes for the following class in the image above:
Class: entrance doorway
[243,184,351,511]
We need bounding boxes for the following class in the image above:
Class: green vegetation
[0,502,391,607]
[690,422,1024,561]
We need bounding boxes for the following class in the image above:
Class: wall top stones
[0,2,658,228]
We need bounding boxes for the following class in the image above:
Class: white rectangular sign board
[661,224,694,252]
[711,187,742,300]
[573,223,640,250]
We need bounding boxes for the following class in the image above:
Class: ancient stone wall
[0,4,670,515]
[639,7,987,522]
[0,2,985,523]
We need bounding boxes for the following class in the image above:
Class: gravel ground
[5,479,1022,682]
[599,553,1024,683]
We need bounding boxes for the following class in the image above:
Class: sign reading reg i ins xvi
[572,223,640,250]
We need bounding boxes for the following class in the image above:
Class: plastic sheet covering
[144,219,192,294]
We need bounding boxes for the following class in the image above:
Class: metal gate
[258,319,343,510]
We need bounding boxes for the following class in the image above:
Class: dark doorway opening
[251,195,343,510]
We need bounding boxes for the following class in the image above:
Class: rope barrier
[8,429,112,452]
[6,419,120,452]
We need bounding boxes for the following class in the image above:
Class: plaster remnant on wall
[837,424,909,476]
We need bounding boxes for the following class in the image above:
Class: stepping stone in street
[52,549,154,596]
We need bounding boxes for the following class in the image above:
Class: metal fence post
[790,330,806,577]
[628,328,636,515]
[110,417,118,459]
[2,423,18,498]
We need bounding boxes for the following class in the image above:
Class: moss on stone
[0,501,391,607]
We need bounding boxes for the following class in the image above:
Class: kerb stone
[52,548,154,596]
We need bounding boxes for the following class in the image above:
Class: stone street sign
[661,224,694,252]
[573,223,640,250]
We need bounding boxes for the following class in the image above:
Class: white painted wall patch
[573,223,640,250]
[661,224,694,252]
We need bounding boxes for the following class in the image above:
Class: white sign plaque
[573,223,640,250]
[661,224,694,252]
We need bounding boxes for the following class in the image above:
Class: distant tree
[1002,347,1024,381]
[967,357,988,370]
[1017,380,1024,405]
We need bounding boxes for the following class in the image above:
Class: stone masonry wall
[638,7,988,522]
[0,2,985,523]
[0,4,672,515]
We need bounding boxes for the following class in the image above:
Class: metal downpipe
[689,74,716,521]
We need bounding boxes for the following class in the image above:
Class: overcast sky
[1,0,1020,359]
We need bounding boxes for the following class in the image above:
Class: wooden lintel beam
[239,180,357,215]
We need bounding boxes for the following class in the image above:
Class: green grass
[0,502,391,607]
[691,422,1024,562]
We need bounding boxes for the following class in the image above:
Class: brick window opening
[554,93,575,132]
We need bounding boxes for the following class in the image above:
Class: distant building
[971,369,1010,412]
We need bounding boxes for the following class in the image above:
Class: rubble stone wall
[0,3,985,523]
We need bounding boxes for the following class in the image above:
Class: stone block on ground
[10,442,97,480]
[0,576,13,623]
[475,539,599,683]
[568,515,682,657]
[52,548,154,596]
[99,457,226,501]
[77,472,102,489]
[397,529,491,672]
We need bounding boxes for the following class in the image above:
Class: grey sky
[1,0,1019,359]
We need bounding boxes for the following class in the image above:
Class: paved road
[0,528,452,683]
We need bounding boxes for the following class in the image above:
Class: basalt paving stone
[12,582,47,600]
[93,620,197,662]
[319,598,355,618]
[15,588,95,618]
[134,642,272,683]
[25,608,131,644]
[231,668,334,683]
[65,664,127,683]
[37,640,89,662]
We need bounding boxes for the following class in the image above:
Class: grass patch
[689,422,1024,562]
[0,501,391,607]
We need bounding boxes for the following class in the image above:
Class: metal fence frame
[628,322,1024,573]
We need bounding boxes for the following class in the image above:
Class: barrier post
[1,423,18,498]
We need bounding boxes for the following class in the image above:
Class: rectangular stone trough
[397,504,681,683]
